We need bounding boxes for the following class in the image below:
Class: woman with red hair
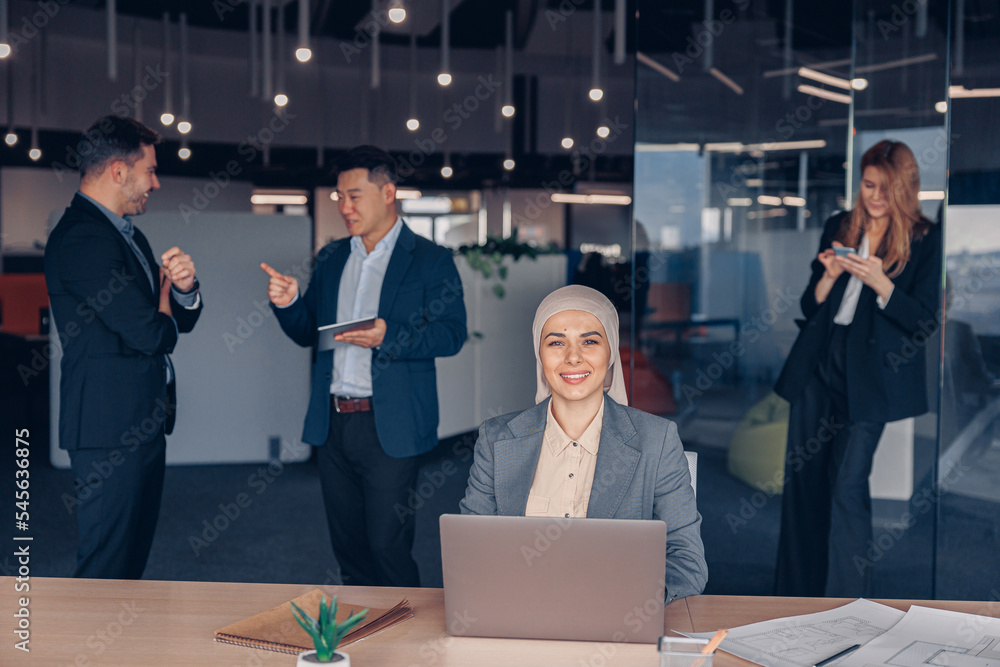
[774,140,942,597]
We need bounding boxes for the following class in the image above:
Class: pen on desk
[813,643,861,667]
[701,629,728,654]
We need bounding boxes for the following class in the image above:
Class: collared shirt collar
[349,215,403,258]
[78,192,133,235]
[543,398,604,457]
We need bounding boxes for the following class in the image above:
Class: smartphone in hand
[833,246,856,258]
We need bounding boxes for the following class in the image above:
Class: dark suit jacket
[44,194,203,450]
[775,212,942,423]
[272,222,467,457]
[459,395,708,602]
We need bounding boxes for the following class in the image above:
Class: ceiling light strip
[949,86,1000,98]
[797,66,851,90]
[710,67,744,95]
[853,53,937,74]
[252,194,309,205]
[550,194,632,205]
[636,52,680,83]
[763,58,851,78]
[796,83,851,104]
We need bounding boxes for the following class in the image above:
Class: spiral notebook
[214,589,412,655]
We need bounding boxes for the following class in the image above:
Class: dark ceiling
[17,1,1000,191]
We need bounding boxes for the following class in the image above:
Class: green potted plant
[455,235,560,298]
[291,594,369,665]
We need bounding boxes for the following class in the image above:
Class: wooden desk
[3,577,678,666]
[4,578,1000,666]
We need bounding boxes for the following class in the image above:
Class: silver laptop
[439,514,666,643]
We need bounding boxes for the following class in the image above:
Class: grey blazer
[460,395,708,602]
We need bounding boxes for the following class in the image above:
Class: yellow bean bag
[727,392,790,494]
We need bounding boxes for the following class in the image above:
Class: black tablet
[317,317,377,350]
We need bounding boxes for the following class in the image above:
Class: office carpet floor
[8,430,994,599]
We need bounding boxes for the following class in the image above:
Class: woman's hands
[834,251,894,301]
[815,242,895,304]
[814,242,847,304]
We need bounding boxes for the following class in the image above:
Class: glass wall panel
[849,0,949,601]
[936,1,1000,600]
[635,0,951,597]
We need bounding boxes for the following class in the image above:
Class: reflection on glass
[634,0,955,597]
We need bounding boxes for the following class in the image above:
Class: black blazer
[775,212,942,423]
[44,194,202,450]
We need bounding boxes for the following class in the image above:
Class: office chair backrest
[685,451,697,496]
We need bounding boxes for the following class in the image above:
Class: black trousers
[69,434,166,579]
[775,326,886,597]
[317,408,421,587]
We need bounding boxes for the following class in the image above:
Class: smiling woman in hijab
[459,285,708,602]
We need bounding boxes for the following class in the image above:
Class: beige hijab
[532,285,628,405]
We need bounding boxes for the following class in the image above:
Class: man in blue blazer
[263,146,466,586]
[45,116,203,578]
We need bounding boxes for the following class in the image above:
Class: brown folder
[214,589,413,655]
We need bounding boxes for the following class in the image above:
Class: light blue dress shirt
[78,192,200,384]
[330,217,404,397]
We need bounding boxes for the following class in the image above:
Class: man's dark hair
[77,116,162,180]
[333,145,398,186]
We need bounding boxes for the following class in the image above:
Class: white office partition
[50,213,313,466]
[436,255,568,438]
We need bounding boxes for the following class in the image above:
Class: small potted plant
[290,594,369,666]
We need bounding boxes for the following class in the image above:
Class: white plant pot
[296,649,350,666]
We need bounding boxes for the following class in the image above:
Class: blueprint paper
[683,599,906,667]
[844,605,1000,666]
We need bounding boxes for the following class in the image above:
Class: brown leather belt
[331,395,373,413]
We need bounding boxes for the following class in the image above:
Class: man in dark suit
[45,116,203,578]
[262,145,466,586]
